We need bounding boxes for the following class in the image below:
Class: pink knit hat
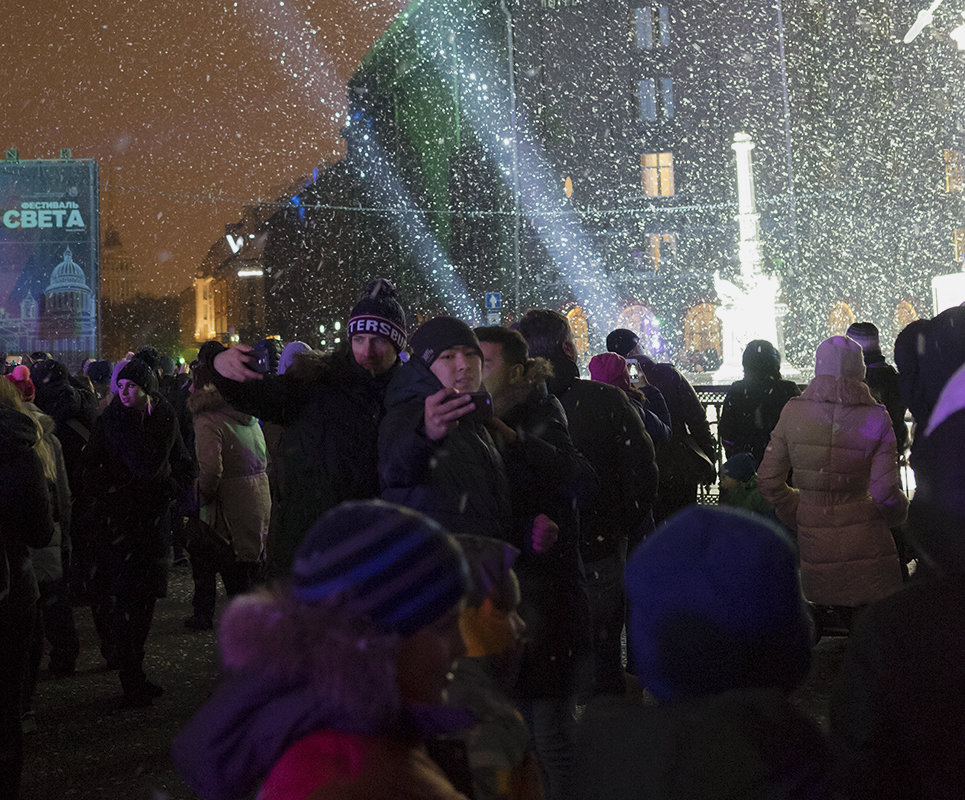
[588,352,631,391]
[5,364,35,403]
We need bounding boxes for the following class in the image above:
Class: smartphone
[626,358,641,388]
[460,391,493,423]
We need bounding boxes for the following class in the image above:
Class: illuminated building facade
[251,0,965,365]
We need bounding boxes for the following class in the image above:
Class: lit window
[945,150,963,193]
[954,227,965,262]
[828,300,856,336]
[649,232,677,269]
[633,5,670,50]
[641,152,675,196]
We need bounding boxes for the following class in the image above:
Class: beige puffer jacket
[189,387,271,562]
[758,337,907,607]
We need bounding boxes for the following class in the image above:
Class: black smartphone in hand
[460,391,493,423]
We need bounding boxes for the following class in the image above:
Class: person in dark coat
[379,317,513,539]
[476,325,598,800]
[606,328,716,523]
[718,339,800,467]
[893,305,965,443]
[81,357,196,707]
[588,352,672,446]
[0,402,54,797]
[204,278,408,577]
[830,361,965,800]
[846,322,909,454]
[520,311,658,697]
[576,506,829,800]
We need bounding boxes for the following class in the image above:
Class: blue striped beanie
[291,500,469,636]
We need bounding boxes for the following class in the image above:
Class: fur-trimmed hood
[173,589,403,800]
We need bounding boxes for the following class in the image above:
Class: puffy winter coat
[379,357,512,538]
[189,387,271,563]
[758,338,908,607]
[172,591,468,800]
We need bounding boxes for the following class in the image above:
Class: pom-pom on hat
[117,357,158,396]
[291,500,469,636]
[605,328,640,358]
[625,505,813,703]
[348,278,408,352]
[588,352,631,392]
[409,316,483,367]
[5,365,35,403]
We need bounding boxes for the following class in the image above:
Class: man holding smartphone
[379,316,514,539]
[202,278,408,577]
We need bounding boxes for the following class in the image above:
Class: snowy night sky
[2,0,408,297]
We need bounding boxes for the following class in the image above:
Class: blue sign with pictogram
[486,292,501,310]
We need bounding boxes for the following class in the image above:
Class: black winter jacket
[378,357,512,538]
[719,376,801,466]
[545,356,658,562]
[496,358,598,697]
[208,344,397,574]
[82,394,195,598]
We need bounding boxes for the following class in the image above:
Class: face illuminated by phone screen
[429,346,482,393]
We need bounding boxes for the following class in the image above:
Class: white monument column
[713,132,784,380]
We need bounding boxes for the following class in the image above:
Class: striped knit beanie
[292,500,469,636]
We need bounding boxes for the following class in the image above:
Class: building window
[954,227,965,262]
[565,307,589,358]
[649,232,677,269]
[636,77,674,122]
[633,5,670,50]
[893,300,919,338]
[641,152,675,196]
[683,302,722,372]
[946,150,964,193]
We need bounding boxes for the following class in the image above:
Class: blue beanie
[625,505,813,702]
[292,500,469,636]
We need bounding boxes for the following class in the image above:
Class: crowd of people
[1,279,962,799]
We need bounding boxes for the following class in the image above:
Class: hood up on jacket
[172,590,405,800]
[801,336,876,407]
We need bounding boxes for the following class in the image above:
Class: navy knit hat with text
[291,500,469,636]
[348,278,408,352]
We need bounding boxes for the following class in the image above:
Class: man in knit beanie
[198,278,410,576]
[379,316,514,540]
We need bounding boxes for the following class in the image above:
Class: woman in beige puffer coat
[758,336,907,608]
[185,382,271,628]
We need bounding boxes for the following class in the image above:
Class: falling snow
[3,0,964,367]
